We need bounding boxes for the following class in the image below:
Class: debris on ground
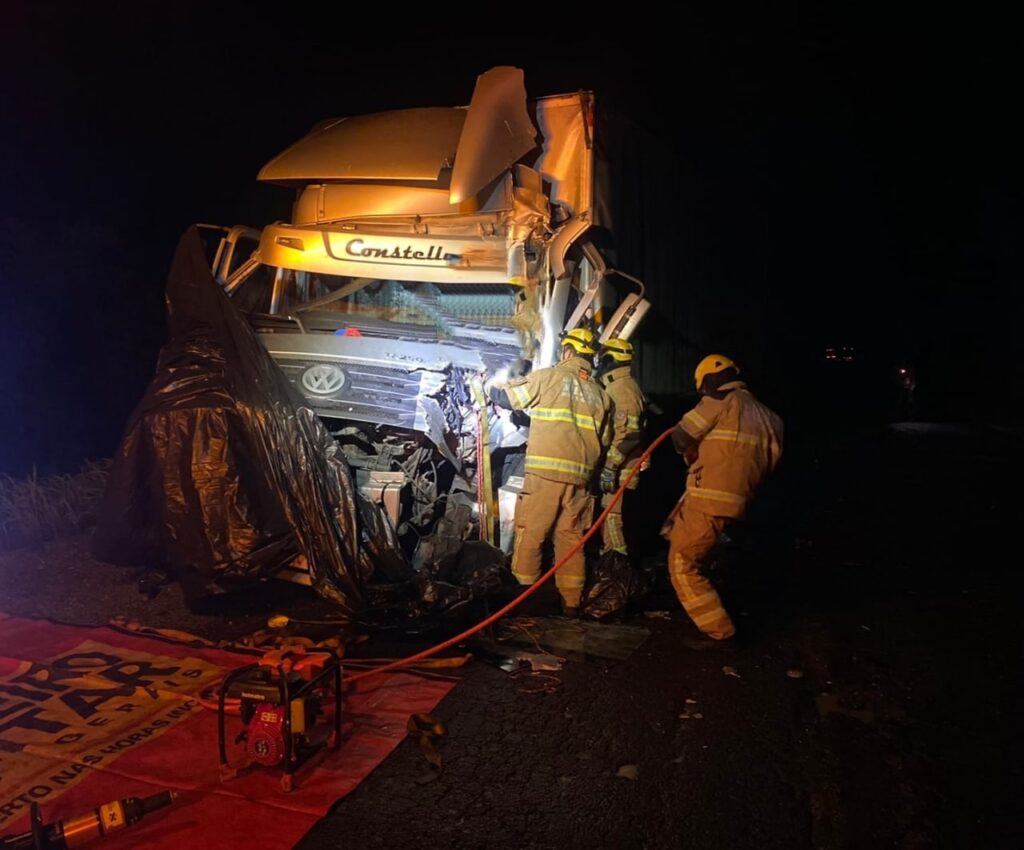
[512,671,563,695]
[616,764,639,780]
[469,634,564,697]
[363,541,513,626]
[644,610,672,620]
[786,667,805,679]
[722,666,742,678]
[407,713,448,774]
[476,622,570,693]
[471,640,564,674]
[500,616,649,661]
[580,551,650,619]
[516,651,563,672]
[468,638,529,673]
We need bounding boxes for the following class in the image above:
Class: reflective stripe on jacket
[505,356,612,485]
[678,381,783,518]
[600,366,647,472]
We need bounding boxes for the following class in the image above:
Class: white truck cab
[209,68,649,561]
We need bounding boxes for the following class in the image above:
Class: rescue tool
[0,790,176,849]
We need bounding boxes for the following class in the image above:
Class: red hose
[348,426,676,683]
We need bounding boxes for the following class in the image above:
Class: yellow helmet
[694,353,738,392]
[601,338,634,362]
[560,327,597,356]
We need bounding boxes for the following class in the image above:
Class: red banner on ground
[0,614,454,849]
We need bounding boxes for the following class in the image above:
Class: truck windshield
[276,268,518,336]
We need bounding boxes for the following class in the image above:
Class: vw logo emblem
[301,364,346,395]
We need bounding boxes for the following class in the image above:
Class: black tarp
[93,227,409,615]
[580,551,650,620]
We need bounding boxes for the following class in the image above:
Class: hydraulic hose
[347,426,677,683]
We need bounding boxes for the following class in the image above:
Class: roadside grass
[0,461,110,550]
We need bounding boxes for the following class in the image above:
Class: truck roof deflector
[450,67,538,204]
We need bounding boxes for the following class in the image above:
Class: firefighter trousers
[665,501,736,640]
[511,473,593,607]
[601,491,626,554]
[600,471,639,555]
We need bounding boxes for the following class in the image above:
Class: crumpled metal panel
[449,67,538,204]
[258,108,466,185]
[293,180,515,224]
[532,93,594,220]
[294,185,456,225]
[256,326,514,373]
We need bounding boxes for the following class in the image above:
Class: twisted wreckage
[95,67,649,614]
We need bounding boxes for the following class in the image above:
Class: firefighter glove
[600,467,619,494]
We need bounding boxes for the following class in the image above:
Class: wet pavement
[1,422,1019,848]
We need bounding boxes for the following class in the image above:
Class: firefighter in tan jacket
[665,354,783,646]
[596,339,647,555]
[489,329,612,616]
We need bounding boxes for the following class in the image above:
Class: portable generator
[217,646,341,791]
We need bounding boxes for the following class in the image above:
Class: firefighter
[489,328,612,616]
[664,354,783,648]
[597,338,647,556]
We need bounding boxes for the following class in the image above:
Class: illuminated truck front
[219,68,649,556]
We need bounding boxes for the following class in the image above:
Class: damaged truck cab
[211,68,648,564]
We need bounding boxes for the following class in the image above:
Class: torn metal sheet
[450,67,537,204]
[531,91,594,219]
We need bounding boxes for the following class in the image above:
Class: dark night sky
[0,5,1017,474]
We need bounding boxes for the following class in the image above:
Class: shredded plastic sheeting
[580,550,651,619]
[93,227,409,616]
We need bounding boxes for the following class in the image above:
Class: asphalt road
[1,422,1019,848]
